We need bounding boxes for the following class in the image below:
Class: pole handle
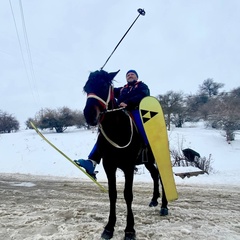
[100,8,146,70]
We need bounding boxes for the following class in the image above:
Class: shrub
[27,107,86,133]
[0,111,19,133]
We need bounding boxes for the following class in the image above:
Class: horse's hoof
[124,232,136,240]
[160,207,168,216]
[101,229,114,239]
[149,199,158,207]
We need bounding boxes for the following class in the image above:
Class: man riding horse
[75,69,150,178]
[82,69,169,239]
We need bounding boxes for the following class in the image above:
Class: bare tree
[157,91,185,130]
[0,111,19,133]
[28,107,86,133]
[199,78,224,97]
[185,94,209,121]
[207,88,240,141]
[186,79,224,121]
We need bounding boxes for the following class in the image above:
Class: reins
[87,86,134,149]
[99,109,134,148]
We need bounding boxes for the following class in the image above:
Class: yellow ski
[30,122,107,192]
[139,97,178,201]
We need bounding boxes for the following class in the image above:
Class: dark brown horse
[83,70,167,240]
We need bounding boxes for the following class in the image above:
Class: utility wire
[9,0,31,84]
[19,0,40,101]
[9,0,40,106]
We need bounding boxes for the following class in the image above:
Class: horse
[83,69,167,240]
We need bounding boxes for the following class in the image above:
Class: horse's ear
[108,70,120,80]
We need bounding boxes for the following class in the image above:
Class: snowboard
[30,122,107,192]
[139,96,178,201]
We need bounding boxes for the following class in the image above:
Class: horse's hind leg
[144,162,160,207]
[159,176,168,216]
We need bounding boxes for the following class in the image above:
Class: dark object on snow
[174,171,205,179]
[182,148,200,162]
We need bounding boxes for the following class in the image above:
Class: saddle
[136,145,152,165]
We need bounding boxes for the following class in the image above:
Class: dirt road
[0,173,240,240]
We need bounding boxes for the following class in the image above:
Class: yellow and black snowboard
[139,96,178,201]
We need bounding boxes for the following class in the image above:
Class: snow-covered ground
[1,122,240,239]
[1,121,239,186]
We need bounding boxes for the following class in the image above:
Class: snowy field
[1,122,240,239]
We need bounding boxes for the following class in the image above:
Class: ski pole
[100,8,146,70]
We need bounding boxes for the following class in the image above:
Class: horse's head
[83,69,120,126]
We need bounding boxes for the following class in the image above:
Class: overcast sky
[1,0,240,126]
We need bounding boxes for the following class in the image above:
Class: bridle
[87,85,112,110]
[86,85,134,148]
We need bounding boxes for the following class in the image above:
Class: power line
[9,0,31,82]
[9,0,41,106]
[19,0,40,98]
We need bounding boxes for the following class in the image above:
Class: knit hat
[126,70,138,78]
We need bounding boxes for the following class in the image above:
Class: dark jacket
[114,80,150,110]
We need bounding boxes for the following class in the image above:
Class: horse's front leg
[123,167,135,239]
[101,166,117,239]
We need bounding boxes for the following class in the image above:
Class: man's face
[126,72,138,82]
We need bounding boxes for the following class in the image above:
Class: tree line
[1,79,240,141]
[157,78,240,141]
[0,107,86,134]
[26,107,86,133]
